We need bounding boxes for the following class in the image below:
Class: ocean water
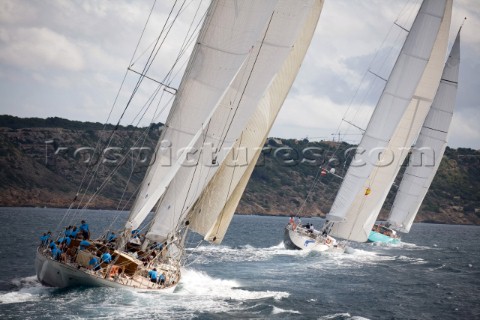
[0,208,479,319]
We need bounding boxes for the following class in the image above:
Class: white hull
[283,226,345,253]
[35,248,177,292]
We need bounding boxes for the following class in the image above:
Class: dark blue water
[0,208,479,319]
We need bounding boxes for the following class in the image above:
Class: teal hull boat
[368,231,400,244]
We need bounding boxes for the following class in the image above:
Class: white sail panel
[188,0,324,242]
[388,30,460,233]
[327,0,450,242]
[330,0,451,241]
[126,0,279,230]
[146,0,318,241]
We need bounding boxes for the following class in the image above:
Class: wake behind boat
[35,0,326,291]
[284,219,345,253]
[35,235,180,291]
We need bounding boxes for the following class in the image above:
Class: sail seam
[411,95,433,102]
[199,43,252,55]
[422,126,448,133]
[441,78,458,84]
[402,52,429,62]
[404,172,429,181]
[384,92,414,102]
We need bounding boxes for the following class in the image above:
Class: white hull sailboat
[35,0,326,291]
[283,224,344,252]
[284,0,453,249]
[322,0,453,245]
[35,248,177,292]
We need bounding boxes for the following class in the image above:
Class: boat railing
[39,238,181,290]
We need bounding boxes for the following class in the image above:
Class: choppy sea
[0,207,479,319]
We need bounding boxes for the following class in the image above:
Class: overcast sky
[1,0,479,148]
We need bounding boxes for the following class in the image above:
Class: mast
[387,27,461,233]
[326,0,451,242]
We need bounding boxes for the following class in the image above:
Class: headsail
[145,0,321,241]
[326,0,451,242]
[387,29,461,233]
[188,0,325,243]
[125,0,280,231]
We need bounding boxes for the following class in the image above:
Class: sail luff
[146,0,319,241]
[187,0,325,242]
[125,0,280,230]
[326,0,451,242]
[387,29,460,233]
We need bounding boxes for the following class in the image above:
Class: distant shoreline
[1,206,479,227]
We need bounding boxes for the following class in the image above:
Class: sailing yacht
[370,27,462,243]
[321,0,453,244]
[284,219,343,252]
[35,0,325,290]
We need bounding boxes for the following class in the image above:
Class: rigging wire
[75,0,186,215]
[57,1,198,229]
[128,0,208,237]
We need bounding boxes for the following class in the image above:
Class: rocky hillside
[1,115,479,225]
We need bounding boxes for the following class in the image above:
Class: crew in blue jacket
[107,232,117,243]
[70,226,79,239]
[101,252,112,264]
[158,273,166,286]
[79,239,91,250]
[148,268,158,283]
[80,220,90,239]
[51,243,62,261]
[89,256,101,271]
[49,240,57,250]
[40,231,51,246]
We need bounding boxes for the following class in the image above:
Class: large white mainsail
[125,0,280,231]
[387,29,461,233]
[145,0,320,241]
[188,0,325,244]
[326,0,451,242]
[333,0,452,241]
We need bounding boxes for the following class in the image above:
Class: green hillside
[1,115,479,225]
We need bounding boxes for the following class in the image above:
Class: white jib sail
[387,30,461,233]
[126,0,280,230]
[187,0,325,243]
[146,0,318,241]
[326,0,450,242]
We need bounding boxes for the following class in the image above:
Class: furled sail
[187,0,325,243]
[146,0,320,241]
[387,30,461,233]
[125,0,279,230]
[326,0,451,242]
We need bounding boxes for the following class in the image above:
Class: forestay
[388,30,461,233]
[326,0,450,242]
